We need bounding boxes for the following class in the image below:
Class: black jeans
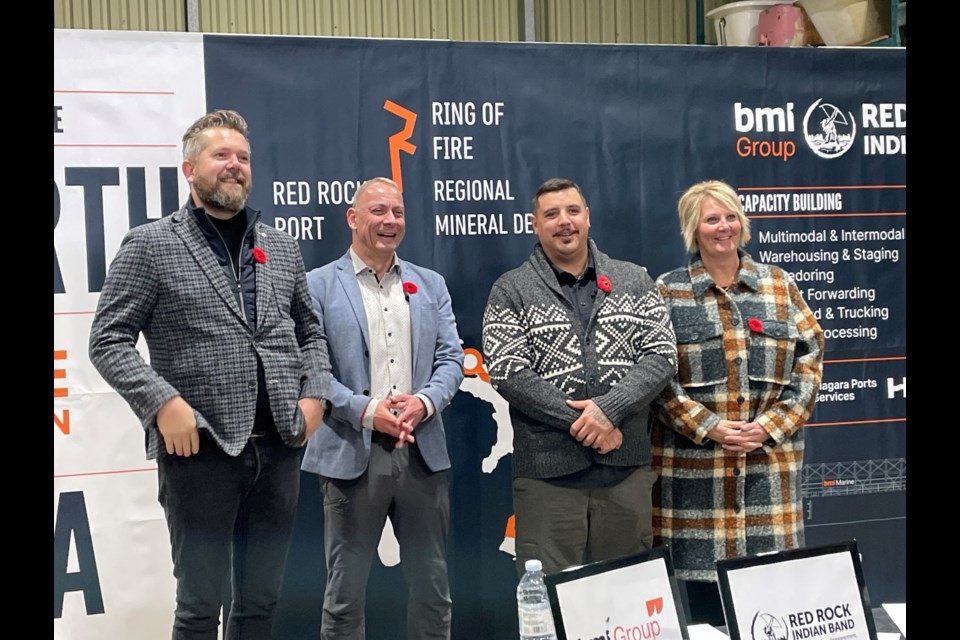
[157,429,301,639]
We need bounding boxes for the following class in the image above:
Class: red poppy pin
[597,276,612,293]
[252,248,267,264]
[403,281,418,295]
[748,318,763,333]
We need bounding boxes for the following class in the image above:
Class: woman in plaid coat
[652,180,824,623]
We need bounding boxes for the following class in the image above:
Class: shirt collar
[546,247,596,284]
[688,248,759,298]
[349,246,399,277]
[688,249,758,298]
[187,196,259,234]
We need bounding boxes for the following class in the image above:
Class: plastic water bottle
[517,559,558,640]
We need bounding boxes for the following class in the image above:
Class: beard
[193,170,251,214]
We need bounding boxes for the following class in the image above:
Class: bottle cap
[525,559,543,572]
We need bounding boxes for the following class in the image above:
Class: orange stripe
[54,388,69,398]
[738,185,906,191]
[54,369,66,379]
[748,212,905,219]
[806,418,905,427]
[55,467,158,478]
[54,350,67,359]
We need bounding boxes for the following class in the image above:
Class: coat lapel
[171,207,245,323]
[336,252,370,350]
[253,225,273,331]
[399,260,423,368]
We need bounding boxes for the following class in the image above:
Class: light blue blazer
[301,251,464,480]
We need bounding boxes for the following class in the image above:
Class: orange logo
[383,100,417,192]
[645,597,664,616]
[54,350,70,434]
[463,347,490,382]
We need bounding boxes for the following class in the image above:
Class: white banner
[54,29,205,639]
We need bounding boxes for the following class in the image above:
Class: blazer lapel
[254,225,274,331]
[336,253,370,350]
[401,261,423,368]
[171,207,245,323]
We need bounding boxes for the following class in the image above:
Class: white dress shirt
[349,248,435,428]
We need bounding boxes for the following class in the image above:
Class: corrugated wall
[535,0,699,44]
[196,0,519,39]
[54,0,715,44]
[54,0,186,31]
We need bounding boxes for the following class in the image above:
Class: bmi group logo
[802,99,857,159]
[732,98,859,161]
[576,597,667,640]
[751,612,789,640]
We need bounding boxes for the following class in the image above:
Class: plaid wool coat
[652,251,824,581]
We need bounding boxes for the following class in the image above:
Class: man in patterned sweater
[482,178,678,576]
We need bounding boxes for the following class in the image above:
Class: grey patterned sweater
[482,240,678,479]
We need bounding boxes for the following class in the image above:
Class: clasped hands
[566,399,622,455]
[705,419,768,452]
[372,394,427,448]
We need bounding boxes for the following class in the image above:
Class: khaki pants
[513,466,658,576]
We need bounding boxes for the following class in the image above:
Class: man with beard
[89,109,332,639]
[482,178,677,576]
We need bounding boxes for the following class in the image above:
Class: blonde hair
[677,180,751,253]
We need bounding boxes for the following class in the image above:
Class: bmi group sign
[54,29,905,639]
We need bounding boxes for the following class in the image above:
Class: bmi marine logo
[751,611,788,640]
[803,99,857,159]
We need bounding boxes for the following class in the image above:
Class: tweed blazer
[652,251,824,581]
[482,240,678,479]
[300,251,464,480]
[89,202,332,459]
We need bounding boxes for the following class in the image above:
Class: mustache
[218,169,248,184]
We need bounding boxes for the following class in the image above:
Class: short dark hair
[182,109,249,162]
[532,178,588,214]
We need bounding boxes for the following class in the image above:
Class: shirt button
[734,357,742,365]
[390,359,394,363]
[732,318,740,326]
[737,396,745,404]
[733,467,741,476]
[388,332,392,337]
[384,307,388,312]
[734,504,742,513]
[581,302,586,306]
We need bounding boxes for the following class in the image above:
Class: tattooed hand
[566,399,615,448]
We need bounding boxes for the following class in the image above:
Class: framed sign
[545,547,689,640]
[717,541,878,640]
